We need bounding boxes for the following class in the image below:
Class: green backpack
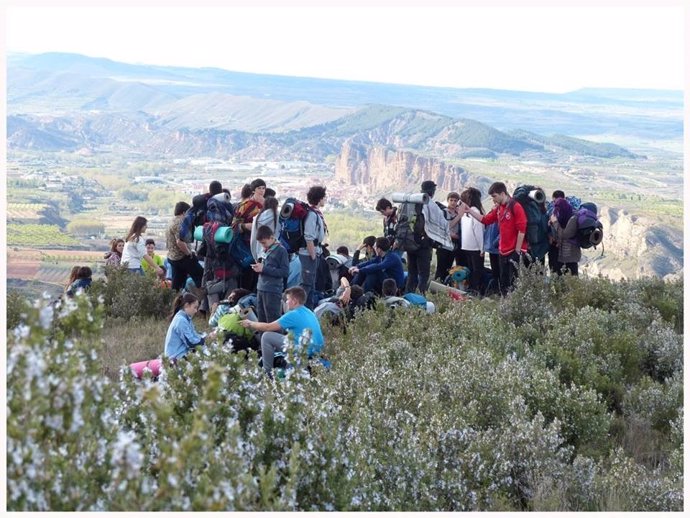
[217,311,254,344]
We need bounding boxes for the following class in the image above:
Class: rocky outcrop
[334,139,490,193]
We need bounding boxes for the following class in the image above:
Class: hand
[240,319,253,329]
[157,267,165,277]
[349,267,359,275]
[251,262,264,273]
[207,329,217,340]
[549,214,557,224]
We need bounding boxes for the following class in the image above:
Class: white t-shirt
[122,238,147,269]
[460,208,485,253]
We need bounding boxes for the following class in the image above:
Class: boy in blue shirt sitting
[348,237,405,295]
[240,286,324,376]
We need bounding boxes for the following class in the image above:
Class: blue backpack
[278,197,314,253]
[403,293,427,307]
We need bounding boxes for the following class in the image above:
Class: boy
[240,286,324,376]
[142,238,165,279]
[375,198,398,246]
[252,225,289,323]
[349,237,405,295]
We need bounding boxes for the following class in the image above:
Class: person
[483,221,501,295]
[252,225,290,323]
[375,197,398,246]
[239,183,252,202]
[264,187,277,198]
[298,185,327,309]
[336,246,351,265]
[208,288,252,327]
[65,265,80,295]
[66,266,92,297]
[164,293,216,360]
[404,180,436,295]
[434,191,464,281]
[141,238,165,279]
[349,237,405,295]
[233,178,266,290]
[463,181,528,296]
[240,286,324,376]
[459,187,485,293]
[166,201,204,292]
[548,190,566,274]
[122,216,166,276]
[104,238,124,269]
[250,196,281,262]
[549,198,581,276]
[352,236,376,266]
[313,245,334,307]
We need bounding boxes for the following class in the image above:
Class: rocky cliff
[334,139,491,193]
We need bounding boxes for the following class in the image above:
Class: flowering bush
[6,271,683,511]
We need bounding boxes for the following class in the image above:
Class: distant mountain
[8,52,683,142]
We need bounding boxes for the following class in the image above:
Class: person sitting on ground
[240,286,324,377]
[65,265,80,295]
[352,235,376,266]
[208,287,252,326]
[164,293,217,360]
[314,276,352,322]
[141,238,166,279]
[336,246,352,267]
[104,238,124,269]
[349,237,405,295]
[381,278,435,314]
[66,266,92,297]
[252,225,290,323]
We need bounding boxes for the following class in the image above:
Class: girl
[121,216,165,276]
[250,196,281,262]
[64,265,80,295]
[460,187,486,293]
[164,293,216,360]
[104,238,125,269]
[549,198,581,276]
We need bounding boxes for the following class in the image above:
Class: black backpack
[511,185,549,260]
[394,202,428,252]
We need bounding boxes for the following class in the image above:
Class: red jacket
[481,199,528,256]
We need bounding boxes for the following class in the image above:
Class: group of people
[101,176,584,376]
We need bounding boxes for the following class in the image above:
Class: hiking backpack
[180,193,211,243]
[394,202,428,252]
[278,197,318,253]
[575,202,604,249]
[511,185,549,260]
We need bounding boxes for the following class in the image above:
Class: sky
[3,1,686,93]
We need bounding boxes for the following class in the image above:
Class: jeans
[498,251,530,296]
[256,290,283,323]
[299,254,318,309]
[261,331,287,374]
[352,269,387,295]
[405,247,432,295]
[169,255,204,291]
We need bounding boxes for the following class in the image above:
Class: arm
[241,319,282,333]
[261,250,290,278]
[181,318,206,346]
[472,216,485,254]
[512,203,528,253]
[176,238,192,256]
[561,215,579,240]
[303,212,318,260]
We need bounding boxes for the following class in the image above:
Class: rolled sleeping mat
[239,307,258,322]
[589,227,604,246]
[130,358,162,379]
[280,201,295,219]
[391,192,430,205]
[326,254,347,270]
[211,192,231,204]
[428,280,468,298]
[193,225,234,243]
[528,188,546,204]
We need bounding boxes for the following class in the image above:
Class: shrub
[7,289,30,330]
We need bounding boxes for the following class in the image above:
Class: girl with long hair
[164,293,216,360]
[460,187,486,293]
[121,216,165,276]
[549,198,581,276]
[250,195,281,261]
[104,238,125,268]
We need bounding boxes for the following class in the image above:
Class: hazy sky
[4,1,686,93]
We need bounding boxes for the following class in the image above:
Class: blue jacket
[357,251,405,288]
[257,242,289,294]
[483,221,500,255]
[164,310,205,359]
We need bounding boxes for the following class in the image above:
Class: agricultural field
[7,224,80,247]
[7,248,104,287]
[6,202,47,221]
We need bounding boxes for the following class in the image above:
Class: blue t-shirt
[277,305,325,356]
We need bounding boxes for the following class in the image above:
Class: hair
[77,266,92,279]
[284,286,307,305]
[250,178,266,191]
[488,182,508,196]
[145,238,155,246]
[225,288,251,305]
[375,198,392,212]
[126,216,148,242]
[240,183,252,200]
[265,187,276,198]
[110,238,125,256]
[169,292,199,322]
[374,237,391,251]
[222,188,231,196]
[260,196,279,229]
[362,235,376,248]
[67,265,80,286]
[461,187,484,214]
[174,201,191,216]
[209,181,223,195]
[336,245,349,256]
[256,225,275,241]
[552,190,565,199]
[382,278,398,297]
[350,285,364,301]
[447,191,460,201]
[307,185,327,206]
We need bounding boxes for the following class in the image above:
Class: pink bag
[129,358,162,379]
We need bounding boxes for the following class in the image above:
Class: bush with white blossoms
[6,270,683,511]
